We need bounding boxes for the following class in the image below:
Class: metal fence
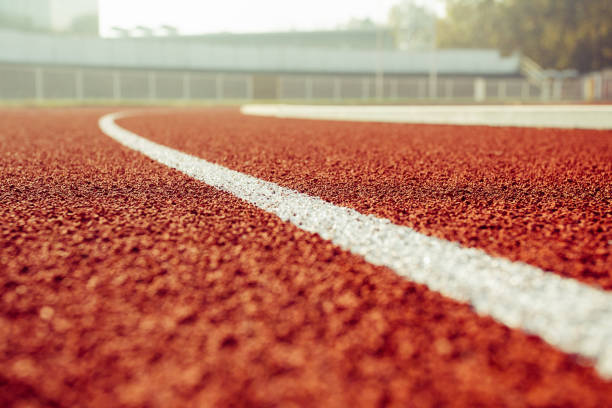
[0,64,594,102]
[276,75,557,101]
[583,71,612,100]
[0,65,253,101]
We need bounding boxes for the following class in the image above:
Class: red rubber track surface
[120,109,612,289]
[1,108,611,407]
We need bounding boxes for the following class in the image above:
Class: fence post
[594,73,603,100]
[428,73,437,99]
[34,67,44,101]
[540,79,550,101]
[553,78,563,100]
[246,75,254,100]
[182,72,191,100]
[75,69,84,100]
[216,73,224,100]
[474,77,485,102]
[112,70,121,101]
[521,81,529,100]
[148,71,156,101]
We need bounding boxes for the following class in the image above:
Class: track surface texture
[0,107,610,407]
[120,109,612,289]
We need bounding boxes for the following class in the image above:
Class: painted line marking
[99,112,612,378]
[241,104,612,129]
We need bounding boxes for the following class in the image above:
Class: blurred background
[0,0,610,104]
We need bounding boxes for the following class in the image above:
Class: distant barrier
[0,64,592,102]
[0,65,253,101]
[276,75,554,101]
[583,71,612,101]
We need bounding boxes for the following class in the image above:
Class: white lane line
[241,104,612,130]
[100,112,612,378]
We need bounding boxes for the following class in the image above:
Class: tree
[436,0,612,72]
[389,0,437,50]
[437,0,503,49]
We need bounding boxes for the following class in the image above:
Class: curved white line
[99,111,612,378]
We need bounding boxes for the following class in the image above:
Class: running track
[1,107,611,407]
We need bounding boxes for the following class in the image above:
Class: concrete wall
[0,29,522,76]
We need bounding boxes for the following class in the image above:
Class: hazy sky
[99,0,445,36]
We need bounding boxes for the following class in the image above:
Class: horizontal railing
[0,64,596,102]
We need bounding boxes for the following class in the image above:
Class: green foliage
[437,0,503,49]
[389,0,437,50]
[437,0,612,72]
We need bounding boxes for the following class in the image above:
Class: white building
[0,0,98,32]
